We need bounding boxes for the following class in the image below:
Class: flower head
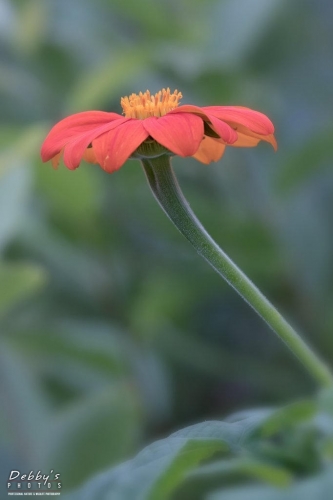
[41,88,277,172]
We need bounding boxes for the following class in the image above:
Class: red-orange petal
[262,133,278,151]
[92,120,149,172]
[62,117,129,170]
[171,105,237,144]
[204,113,238,144]
[51,151,62,169]
[231,124,277,150]
[231,133,261,148]
[192,137,226,164]
[202,106,274,135]
[41,111,122,162]
[172,104,209,117]
[82,148,97,164]
[143,113,204,157]
[233,132,277,150]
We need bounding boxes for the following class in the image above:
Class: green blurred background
[1,0,333,495]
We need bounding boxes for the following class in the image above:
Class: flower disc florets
[121,88,183,119]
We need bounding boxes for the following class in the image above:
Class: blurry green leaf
[208,465,333,500]
[0,62,46,118]
[129,273,199,337]
[10,319,172,424]
[36,161,102,221]
[0,0,15,41]
[0,341,49,454]
[206,0,282,68]
[148,439,226,500]
[156,327,297,390]
[42,382,142,489]
[65,49,150,112]
[65,420,250,500]
[318,387,333,416]
[257,400,316,438]
[0,124,45,178]
[0,261,46,318]
[9,326,126,379]
[320,437,333,461]
[102,0,199,41]
[18,220,109,302]
[227,400,317,438]
[0,166,32,249]
[277,129,333,194]
[14,0,47,55]
[225,404,321,474]
[192,457,292,487]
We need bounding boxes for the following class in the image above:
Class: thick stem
[141,155,333,388]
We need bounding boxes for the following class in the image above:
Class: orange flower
[41,88,277,172]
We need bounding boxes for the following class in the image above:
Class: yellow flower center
[121,88,182,119]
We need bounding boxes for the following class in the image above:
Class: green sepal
[132,138,173,159]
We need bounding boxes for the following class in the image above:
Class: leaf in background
[0,166,32,251]
[0,63,47,120]
[0,0,15,41]
[191,457,292,487]
[0,124,46,178]
[255,400,316,438]
[18,220,110,304]
[101,0,194,41]
[13,0,47,55]
[206,0,282,68]
[65,49,150,112]
[148,439,226,500]
[207,465,333,500]
[225,403,322,474]
[36,160,102,222]
[318,387,333,417]
[65,420,250,500]
[0,262,46,318]
[129,273,199,337]
[0,341,49,463]
[276,129,333,195]
[277,180,333,297]
[41,382,142,490]
[155,326,297,390]
[8,322,128,382]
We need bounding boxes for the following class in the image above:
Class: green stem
[141,155,333,388]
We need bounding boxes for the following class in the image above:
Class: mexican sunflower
[41,88,277,172]
[40,89,333,388]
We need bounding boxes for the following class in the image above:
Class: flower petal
[62,117,129,170]
[263,133,277,150]
[92,120,149,172]
[192,137,226,164]
[202,106,275,135]
[143,113,204,157]
[231,133,261,148]
[171,105,237,144]
[231,125,277,150]
[172,104,208,117]
[41,111,122,162]
[204,113,238,144]
[51,152,62,169]
[82,148,97,164]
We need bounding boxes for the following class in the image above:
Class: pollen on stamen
[121,88,182,119]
